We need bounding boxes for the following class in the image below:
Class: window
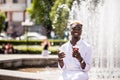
[13,0,18,3]
[0,0,6,4]
[3,0,5,3]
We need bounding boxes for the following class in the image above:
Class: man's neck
[70,37,80,46]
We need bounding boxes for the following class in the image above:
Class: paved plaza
[0,54,59,80]
[0,54,120,80]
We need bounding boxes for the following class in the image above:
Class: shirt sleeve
[82,46,93,72]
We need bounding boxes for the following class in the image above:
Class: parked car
[0,35,5,40]
[16,32,47,40]
[0,33,12,40]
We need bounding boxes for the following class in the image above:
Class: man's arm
[58,51,65,68]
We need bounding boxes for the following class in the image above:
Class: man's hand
[72,48,83,62]
[72,48,86,69]
[58,51,65,60]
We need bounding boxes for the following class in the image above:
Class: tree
[27,0,55,37]
[50,0,73,39]
[0,11,6,33]
[27,0,73,39]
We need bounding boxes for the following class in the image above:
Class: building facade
[0,0,32,37]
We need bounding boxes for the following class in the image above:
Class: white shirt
[58,39,92,80]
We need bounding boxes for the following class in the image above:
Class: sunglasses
[71,27,82,31]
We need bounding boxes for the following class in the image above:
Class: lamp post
[21,19,33,53]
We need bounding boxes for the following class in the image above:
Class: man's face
[71,25,82,38]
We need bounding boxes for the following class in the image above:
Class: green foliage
[27,0,54,28]
[0,11,6,33]
[50,0,73,39]
[15,47,58,54]
[27,0,73,38]
[0,39,67,46]
[17,46,58,54]
[0,39,68,54]
[50,0,73,21]
[27,0,56,37]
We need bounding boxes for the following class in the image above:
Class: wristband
[80,59,85,63]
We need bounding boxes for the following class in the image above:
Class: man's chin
[73,36,80,39]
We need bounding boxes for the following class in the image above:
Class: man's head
[69,21,83,38]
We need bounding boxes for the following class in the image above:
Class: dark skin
[58,24,86,69]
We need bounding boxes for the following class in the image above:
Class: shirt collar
[69,39,82,46]
[77,39,82,45]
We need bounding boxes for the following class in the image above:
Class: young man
[58,21,92,80]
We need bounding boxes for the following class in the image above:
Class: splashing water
[69,0,120,79]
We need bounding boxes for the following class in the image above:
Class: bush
[0,39,67,46]
[0,39,67,54]
[0,11,6,33]
[14,46,58,54]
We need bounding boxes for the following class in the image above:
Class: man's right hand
[58,51,65,60]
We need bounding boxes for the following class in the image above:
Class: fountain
[1,0,120,80]
[69,0,120,79]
